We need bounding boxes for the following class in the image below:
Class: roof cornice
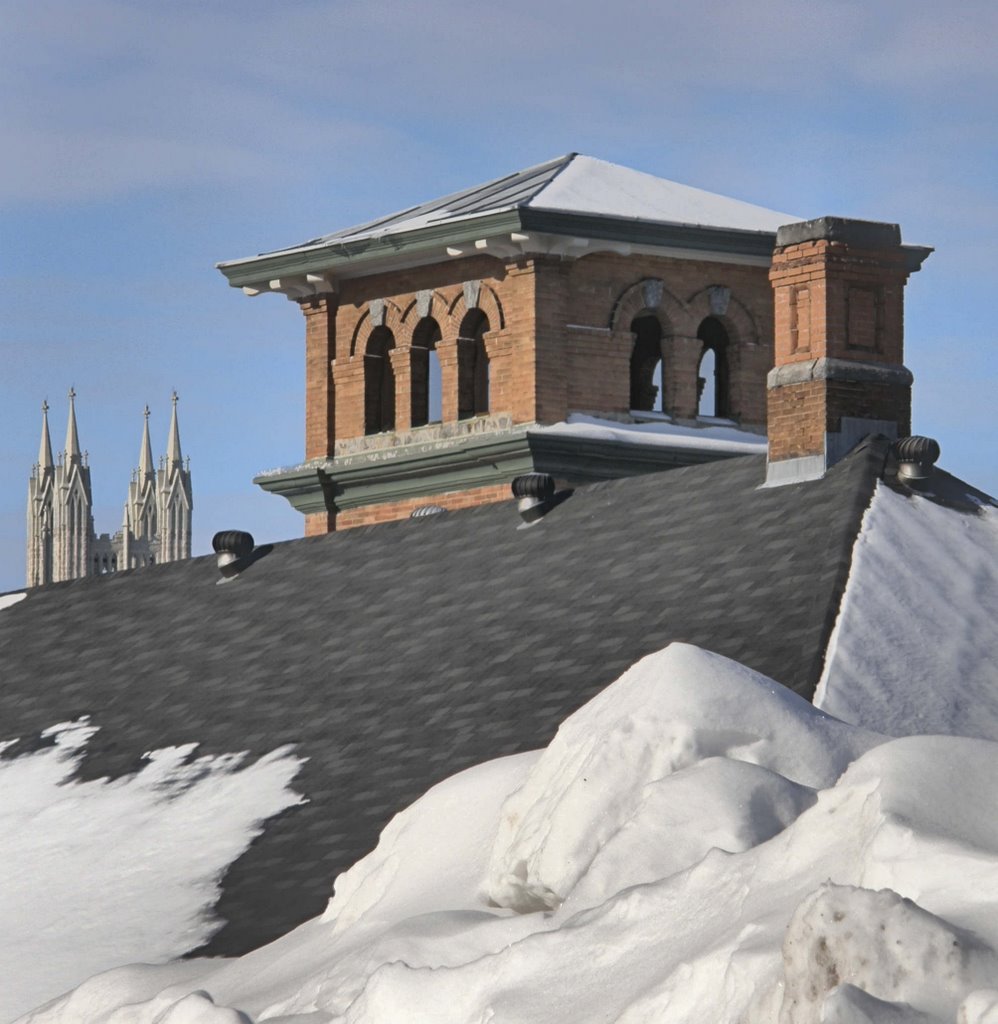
[217,208,791,296]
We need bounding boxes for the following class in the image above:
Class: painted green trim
[217,211,524,288]
[255,427,758,518]
[517,208,778,258]
[217,208,783,289]
[527,432,754,483]
[254,431,536,516]
[253,464,329,515]
[325,431,534,510]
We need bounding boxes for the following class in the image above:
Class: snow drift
[18,644,998,1024]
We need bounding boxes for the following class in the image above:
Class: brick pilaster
[302,296,337,460]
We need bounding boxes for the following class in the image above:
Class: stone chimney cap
[776,217,901,250]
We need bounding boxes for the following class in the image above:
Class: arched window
[364,326,396,434]
[629,314,664,412]
[458,310,490,419]
[411,317,443,427]
[696,316,731,418]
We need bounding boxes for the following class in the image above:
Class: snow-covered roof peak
[529,154,800,233]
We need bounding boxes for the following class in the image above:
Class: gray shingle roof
[0,442,888,956]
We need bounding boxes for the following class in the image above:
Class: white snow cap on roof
[531,155,799,232]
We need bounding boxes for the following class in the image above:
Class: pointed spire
[64,387,81,462]
[137,404,154,479]
[38,400,54,470]
[165,390,182,469]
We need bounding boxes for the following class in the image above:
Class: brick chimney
[766,217,931,484]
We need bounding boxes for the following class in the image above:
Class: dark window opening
[629,315,664,411]
[458,310,490,419]
[364,327,397,434]
[411,318,443,427]
[696,316,731,418]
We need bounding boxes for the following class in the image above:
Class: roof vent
[892,436,941,482]
[410,504,446,518]
[212,530,255,580]
[512,473,556,525]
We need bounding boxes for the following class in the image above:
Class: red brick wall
[337,483,512,530]
[770,239,908,367]
[302,296,337,460]
[768,229,912,464]
[299,247,776,533]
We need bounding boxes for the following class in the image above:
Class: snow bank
[1,721,303,1022]
[16,645,998,1024]
[816,484,998,740]
[781,884,998,1023]
[485,644,877,912]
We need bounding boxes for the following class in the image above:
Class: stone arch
[456,307,490,418]
[608,278,695,336]
[685,286,759,348]
[364,325,397,434]
[400,290,453,330]
[629,313,666,412]
[350,299,405,357]
[446,281,505,333]
[410,315,444,427]
[686,286,760,421]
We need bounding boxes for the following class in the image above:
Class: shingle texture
[0,443,886,956]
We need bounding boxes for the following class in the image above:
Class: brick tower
[766,217,931,484]
[219,155,798,533]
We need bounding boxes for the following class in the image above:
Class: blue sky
[2,0,996,592]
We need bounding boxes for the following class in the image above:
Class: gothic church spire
[64,387,81,462]
[138,404,154,479]
[38,400,54,470]
[165,390,183,469]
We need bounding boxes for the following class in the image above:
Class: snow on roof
[0,722,303,1020]
[815,482,998,739]
[28,644,998,1023]
[529,413,769,454]
[265,153,800,255]
[527,155,799,233]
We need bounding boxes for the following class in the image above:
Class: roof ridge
[524,152,578,208]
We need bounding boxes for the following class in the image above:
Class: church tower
[52,388,94,581]
[157,392,193,563]
[26,392,194,586]
[26,401,56,587]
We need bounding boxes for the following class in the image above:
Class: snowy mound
[18,645,998,1024]
[485,644,878,912]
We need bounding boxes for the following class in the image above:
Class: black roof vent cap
[212,530,255,580]
[410,505,446,519]
[892,436,941,482]
[512,473,556,525]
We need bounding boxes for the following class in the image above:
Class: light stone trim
[767,357,913,390]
